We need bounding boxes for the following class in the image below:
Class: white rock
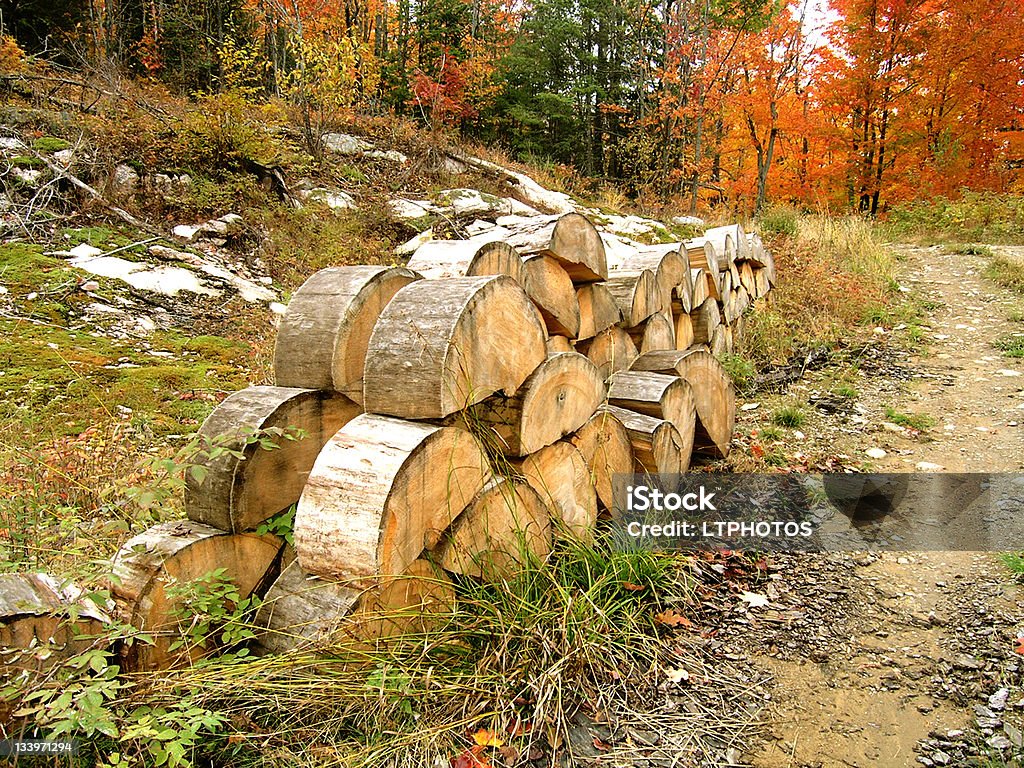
[0,285,7,295]
[740,403,760,411]
[0,137,24,151]
[26,292,38,300]
[364,149,408,163]
[68,243,104,259]
[865,448,887,459]
[997,369,1021,377]
[172,224,200,240]
[68,254,220,298]
[873,326,886,335]
[53,149,75,167]
[305,188,356,210]
[322,133,373,154]
[13,168,42,185]
[915,461,945,471]
[793,430,805,440]
[80,280,100,292]
[388,198,435,220]
[672,215,705,227]
[269,301,288,315]
[257,276,273,285]
[112,164,139,196]
[394,228,433,257]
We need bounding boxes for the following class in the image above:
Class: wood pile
[0,214,775,677]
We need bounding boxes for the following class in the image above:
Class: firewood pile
[1,215,775,675]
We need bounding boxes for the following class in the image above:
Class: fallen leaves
[1015,637,1024,655]
[472,729,505,748]
[654,609,692,628]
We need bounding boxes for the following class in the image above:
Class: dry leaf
[654,609,692,627]
[472,729,505,748]
[1015,637,1024,655]
[621,582,645,592]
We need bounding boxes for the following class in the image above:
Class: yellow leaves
[472,728,505,748]
[0,35,25,74]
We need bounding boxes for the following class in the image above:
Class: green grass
[994,334,1024,358]
[834,384,858,400]
[885,192,1024,243]
[1002,552,1024,578]
[771,405,805,428]
[759,425,784,441]
[719,353,756,390]
[757,204,799,237]
[883,405,936,431]
[952,243,994,256]
[984,255,1024,295]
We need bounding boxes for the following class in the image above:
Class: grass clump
[994,334,1024,358]
[1002,552,1024,579]
[834,384,858,400]
[984,255,1024,295]
[757,204,799,237]
[884,405,936,431]
[885,192,1024,243]
[954,243,993,256]
[719,353,756,390]
[771,405,805,428]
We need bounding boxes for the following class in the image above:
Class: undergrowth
[884,193,1024,243]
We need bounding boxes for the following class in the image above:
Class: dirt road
[742,245,1024,768]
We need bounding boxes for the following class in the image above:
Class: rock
[915,461,945,471]
[389,198,435,220]
[13,167,42,185]
[996,369,1021,377]
[672,215,705,227]
[394,227,433,257]
[269,302,288,315]
[172,224,200,240]
[930,750,950,765]
[955,654,983,670]
[986,734,1012,750]
[0,137,23,151]
[989,688,1010,711]
[53,149,75,167]
[865,447,887,459]
[305,188,356,210]
[740,403,760,411]
[1004,723,1023,748]
[0,285,7,295]
[80,280,100,292]
[322,132,373,154]
[68,243,104,259]
[440,156,468,174]
[364,149,408,163]
[111,164,140,197]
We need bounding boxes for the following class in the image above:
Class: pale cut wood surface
[503,212,608,281]
[273,265,419,402]
[433,477,552,579]
[569,408,634,512]
[466,352,605,456]
[689,267,709,307]
[684,238,720,276]
[575,325,639,378]
[690,298,722,345]
[109,520,284,671]
[576,282,622,340]
[604,269,660,327]
[521,254,582,337]
[629,348,736,458]
[363,275,547,419]
[546,335,573,354]
[603,405,687,475]
[632,309,676,354]
[516,442,598,541]
[674,310,695,350]
[607,370,696,451]
[621,245,688,309]
[185,386,360,533]
[294,415,492,585]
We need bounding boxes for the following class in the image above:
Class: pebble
[81,280,100,292]
[988,688,1009,710]
[865,447,887,459]
[740,403,760,411]
[915,461,945,471]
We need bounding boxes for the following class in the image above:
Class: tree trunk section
[363,275,547,419]
[604,269,660,327]
[294,415,493,585]
[690,298,722,345]
[603,405,688,475]
[521,254,582,338]
[186,386,360,533]
[274,266,420,402]
[502,213,608,282]
[515,442,597,541]
[576,282,622,340]
[568,408,634,513]
[406,239,525,284]
[575,326,638,378]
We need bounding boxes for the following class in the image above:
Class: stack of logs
[0,215,774,680]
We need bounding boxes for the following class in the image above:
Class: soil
[734,245,1024,768]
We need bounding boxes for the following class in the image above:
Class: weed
[1009,308,1024,323]
[884,405,936,431]
[771,405,805,428]
[1002,552,1024,579]
[719,353,756,390]
[758,204,799,237]
[994,334,1024,358]
[759,425,784,441]
[885,192,1024,243]
[834,384,858,400]
[954,243,993,256]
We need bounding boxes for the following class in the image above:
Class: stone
[111,164,139,197]
[322,132,373,154]
[865,447,887,459]
[172,224,200,240]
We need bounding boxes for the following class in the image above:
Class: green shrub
[758,204,799,237]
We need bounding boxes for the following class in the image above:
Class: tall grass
[884,192,1024,243]
[745,214,899,365]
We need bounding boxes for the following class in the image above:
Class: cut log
[465,352,605,456]
[109,520,284,671]
[684,238,720,276]
[754,267,771,298]
[256,556,453,652]
[515,442,597,541]
[433,477,552,579]
[568,409,634,512]
[620,245,688,308]
[607,370,696,453]
[603,405,688,475]
[363,275,547,419]
[273,266,420,401]
[604,269,660,326]
[703,224,744,263]
[294,415,493,585]
[629,310,675,354]
[0,574,110,691]
[730,315,747,352]
[576,282,622,340]
[521,254,582,337]
[674,310,694,350]
[503,213,608,281]
[629,348,736,458]
[738,261,756,295]
[705,266,722,301]
[406,239,525,284]
[689,267,709,307]
[711,325,729,356]
[674,259,694,313]
[743,233,769,268]
[546,335,573,354]
[575,326,638,378]
[690,298,722,345]
[186,386,360,533]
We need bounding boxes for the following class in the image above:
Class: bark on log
[568,408,634,513]
[576,282,622,340]
[515,442,597,541]
[0,574,110,693]
[742,233,769,268]
[433,477,552,579]
[575,325,638,378]
[711,325,730,356]
[521,254,582,337]
[109,521,284,671]
[690,298,722,345]
[294,415,493,585]
[604,269,660,327]
[465,352,605,456]
[703,224,744,263]
[619,245,688,309]
[186,386,360,533]
[273,266,420,401]
[603,405,688,475]
[629,348,736,458]
[607,371,696,455]
[503,213,608,281]
[406,239,525,284]
[363,275,547,419]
